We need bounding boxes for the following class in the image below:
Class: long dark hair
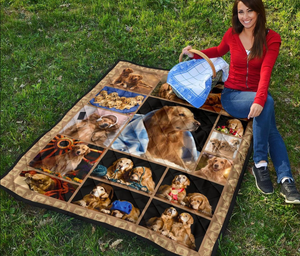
[232,0,267,59]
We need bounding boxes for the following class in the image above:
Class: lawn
[1,0,299,255]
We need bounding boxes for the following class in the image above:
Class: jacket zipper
[246,58,249,88]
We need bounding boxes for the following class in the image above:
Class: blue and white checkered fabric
[167,58,229,108]
[112,110,199,162]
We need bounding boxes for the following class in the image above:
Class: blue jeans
[221,87,293,183]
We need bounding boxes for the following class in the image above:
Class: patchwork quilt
[0,60,253,256]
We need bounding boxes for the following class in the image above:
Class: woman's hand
[248,103,263,119]
[182,45,194,58]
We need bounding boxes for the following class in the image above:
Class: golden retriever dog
[230,138,241,149]
[146,207,178,236]
[122,74,152,90]
[158,83,187,103]
[210,138,221,153]
[168,212,196,249]
[156,175,190,205]
[63,113,119,145]
[106,158,134,181]
[200,156,232,184]
[226,119,244,137]
[143,106,200,168]
[118,97,137,110]
[125,166,155,193]
[112,68,134,86]
[204,93,221,106]
[218,140,238,158]
[24,173,56,194]
[101,200,140,223]
[184,193,212,216]
[32,144,91,177]
[73,183,114,211]
[135,95,144,105]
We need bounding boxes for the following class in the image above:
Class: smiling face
[237,1,258,30]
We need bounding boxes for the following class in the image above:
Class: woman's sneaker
[280,180,300,204]
[252,166,274,194]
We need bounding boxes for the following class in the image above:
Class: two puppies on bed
[147,207,196,249]
[105,158,155,193]
[156,175,212,216]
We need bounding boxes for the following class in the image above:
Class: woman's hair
[232,0,267,59]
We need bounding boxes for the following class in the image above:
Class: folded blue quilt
[167,58,229,108]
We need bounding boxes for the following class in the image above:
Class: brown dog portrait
[101,200,140,223]
[168,212,196,249]
[24,173,56,194]
[31,144,91,177]
[126,166,155,193]
[73,183,114,211]
[184,193,212,216]
[146,207,178,236]
[63,112,119,146]
[200,156,232,184]
[143,106,200,169]
[156,175,190,205]
[106,158,134,181]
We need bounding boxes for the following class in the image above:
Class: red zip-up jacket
[193,27,281,107]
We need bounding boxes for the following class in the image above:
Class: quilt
[0,60,253,256]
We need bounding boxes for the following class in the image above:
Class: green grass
[1,0,299,255]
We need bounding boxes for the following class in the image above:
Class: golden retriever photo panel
[0,61,253,256]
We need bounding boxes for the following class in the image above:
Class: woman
[182,0,300,204]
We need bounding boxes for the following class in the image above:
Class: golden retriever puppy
[73,183,114,211]
[112,68,134,86]
[126,166,155,193]
[156,175,190,205]
[158,83,187,103]
[204,93,221,106]
[24,173,56,194]
[146,207,178,235]
[230,138,240,149]
[106,158,134,181]
[114,100,123,109]
[226,119,244,137]
[122,74,143,89]
[219,140,237,158]
[210,138,221,153]
[108,92,120,101]
[119,97,137,110]
[135,95,144,105]
[200,156,232,184]
[143,106,200,168]
[101,200,140,223]
[168,212,196,249]
[184,193,212,216]
[32,144,91,177]
[63,113,119,145]
[122,74,152,90]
